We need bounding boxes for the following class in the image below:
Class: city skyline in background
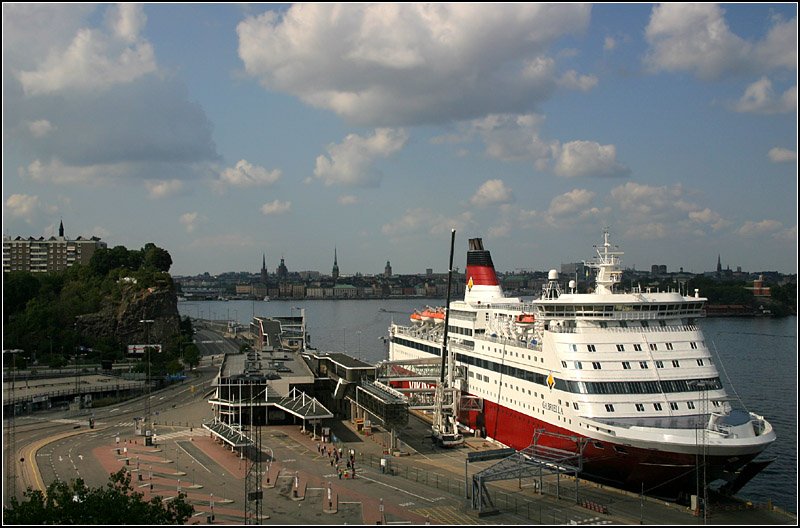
[3,4,797,276]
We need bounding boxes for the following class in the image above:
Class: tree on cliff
[3,468,193,525]
[143,243,173,273]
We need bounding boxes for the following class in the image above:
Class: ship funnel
[465,238,504,303]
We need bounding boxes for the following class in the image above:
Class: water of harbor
[180,299,797,513]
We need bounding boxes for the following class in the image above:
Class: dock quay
[195,313,795,525]
[7,315,794,524]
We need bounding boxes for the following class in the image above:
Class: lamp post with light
[140,319,154,439]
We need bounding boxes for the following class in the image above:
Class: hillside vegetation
[3,243,199,374]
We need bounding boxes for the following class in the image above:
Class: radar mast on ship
[586,228,623,294]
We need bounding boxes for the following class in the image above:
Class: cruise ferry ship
[388,232,776,500]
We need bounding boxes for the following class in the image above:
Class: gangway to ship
[376,357,442,381]
[347,380,409,430]
[375,357,441,410]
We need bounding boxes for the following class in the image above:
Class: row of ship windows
[480,344,544,363]
[572,341,701,352]
[604,401,722,413]
[561,358,707,370]
[393,336,720,396]
[468,367,723,397]
[466,378,722,414]
[538,304,703,315]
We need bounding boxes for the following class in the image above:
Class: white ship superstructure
[389,232,775,499]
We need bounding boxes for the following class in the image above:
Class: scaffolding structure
[471,430,587,516]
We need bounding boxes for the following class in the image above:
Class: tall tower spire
[332,247,340,281]
[58,219,64,238]
[261,253,268,284]
[717,254,722,274]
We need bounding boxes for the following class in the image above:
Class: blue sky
[3,3,797,277]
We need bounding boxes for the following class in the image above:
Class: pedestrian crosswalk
[102,422,203,442]
[51,418,83,424]
[153,429,203,441]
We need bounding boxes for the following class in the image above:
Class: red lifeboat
[410,311,424,324]
[515,313,535,324]
[420,307,445,324]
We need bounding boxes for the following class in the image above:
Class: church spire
[58,219,64,238]
[332,247,340,281]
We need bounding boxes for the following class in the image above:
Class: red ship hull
[462,394,763,500]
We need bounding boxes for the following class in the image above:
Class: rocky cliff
[75,283,181,348]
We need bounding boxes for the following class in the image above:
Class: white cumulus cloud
[261,200,292,215]
[734,78,797,114]
[179,212,202,233]
[5,5,219,188]
[471,113,555,166]
[17,4,156,95]
[338,195,359,206]
[313,128,408,187]
[736,219,783,237]
[381,208,473,238]
[20,159,121,185]
[644,4,797,80]
[145,179,184,199]
[768,147,797,163]
[546,188,595,219]
[463,114,627,178]
[610,182,685,217]
[237,3,591,126]
[553,141,629,178]
[557,70,598,92]
[27,119,55,137]
[470,179,513,207]
[218,160,282,189]
[688,208,730,231]
[5,194,40,220]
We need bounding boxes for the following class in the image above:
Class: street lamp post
[140,319,154,438]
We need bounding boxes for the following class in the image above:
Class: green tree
[3,468,193,524]
[182,343,201,370]
[143,243,173,273]
[2,271,41,323]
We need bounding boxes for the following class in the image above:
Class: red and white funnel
[464,238,504,303]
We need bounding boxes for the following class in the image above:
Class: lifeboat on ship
[410,311,424,324]
[422,307,445,324]
[515,313,535,324]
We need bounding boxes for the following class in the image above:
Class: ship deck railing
[392,325,445,340]
[454,334,544,352]
[590,324,699,333]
